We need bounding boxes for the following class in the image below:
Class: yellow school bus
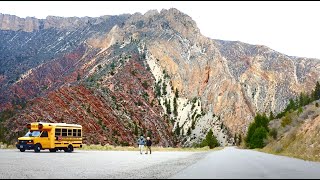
[16,122,82,153]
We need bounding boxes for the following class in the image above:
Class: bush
[281,113,292,127]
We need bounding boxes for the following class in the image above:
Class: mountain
[0,9,319,147]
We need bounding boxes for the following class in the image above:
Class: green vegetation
[245,81,320,150]
[155,79,162,97]
[162,81,167,95]
[175,88,179,98]
[142,81,149,89]
[276,81,320,119]
[187,127,191,136]
[164,99,171,114]
[281,112,292,127]
[196,129,219,149]
[174,122,180,136]
[245,113,269,149]
[173,97,178,117]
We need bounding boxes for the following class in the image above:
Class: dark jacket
[146,139,152,146]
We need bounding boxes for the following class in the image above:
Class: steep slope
[1,9,320,147]
[263,100,320,161]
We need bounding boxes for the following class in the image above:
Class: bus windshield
[24,131,41,137]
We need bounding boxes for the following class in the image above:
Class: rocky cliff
[1,8,320,146]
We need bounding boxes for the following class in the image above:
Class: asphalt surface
[170,147,320,179]
[0,148,205,179]
[1,147,320,179]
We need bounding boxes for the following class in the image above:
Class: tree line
[245,81,320,149]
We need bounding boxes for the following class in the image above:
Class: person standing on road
[145,137,152,154]
[137,134,146,154]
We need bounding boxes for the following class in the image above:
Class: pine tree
[187,128,191,136]
[175,122,180,136]
[314,81,320,100]
[173,97,178,116]
[204,129,219,149]
[175,88,179,98]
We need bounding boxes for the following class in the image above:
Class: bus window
[78,129,81,137]
[62,129,67,136]
[55,129,61,136]
[68,129,72,136]
[41,131,48,137]
[73,129,77,137]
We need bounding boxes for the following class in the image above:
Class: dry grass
[0,142,15,149]
[79,144,224,152]
[0,141,224,152]
[255,148,320,162]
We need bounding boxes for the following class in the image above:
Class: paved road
[0,149,205,179]
[1,147,320,179]
[170,147,320,179]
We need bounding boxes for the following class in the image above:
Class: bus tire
[20,148,25,152]
[65,145,73,153]
[49,148,57,152]
[34,144,41,153]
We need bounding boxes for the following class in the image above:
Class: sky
[0,1,320,59]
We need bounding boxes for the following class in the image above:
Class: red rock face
[3,53,174,146]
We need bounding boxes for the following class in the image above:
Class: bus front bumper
[16,144,35,150]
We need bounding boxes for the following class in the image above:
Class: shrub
[281,113,292,127]
[297,107,303,115]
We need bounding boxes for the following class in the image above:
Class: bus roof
[33,122,82,128]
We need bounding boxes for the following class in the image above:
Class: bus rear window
[78,129,81,137]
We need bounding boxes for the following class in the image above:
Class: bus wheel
[65,145,73,153]
[34,144,41,153]
[49,148,57,152]
[20,148,25,152]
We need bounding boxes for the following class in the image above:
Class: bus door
[40,130,51,148]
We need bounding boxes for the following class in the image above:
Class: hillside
[262,100,320,161]
[1,9,320,146]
